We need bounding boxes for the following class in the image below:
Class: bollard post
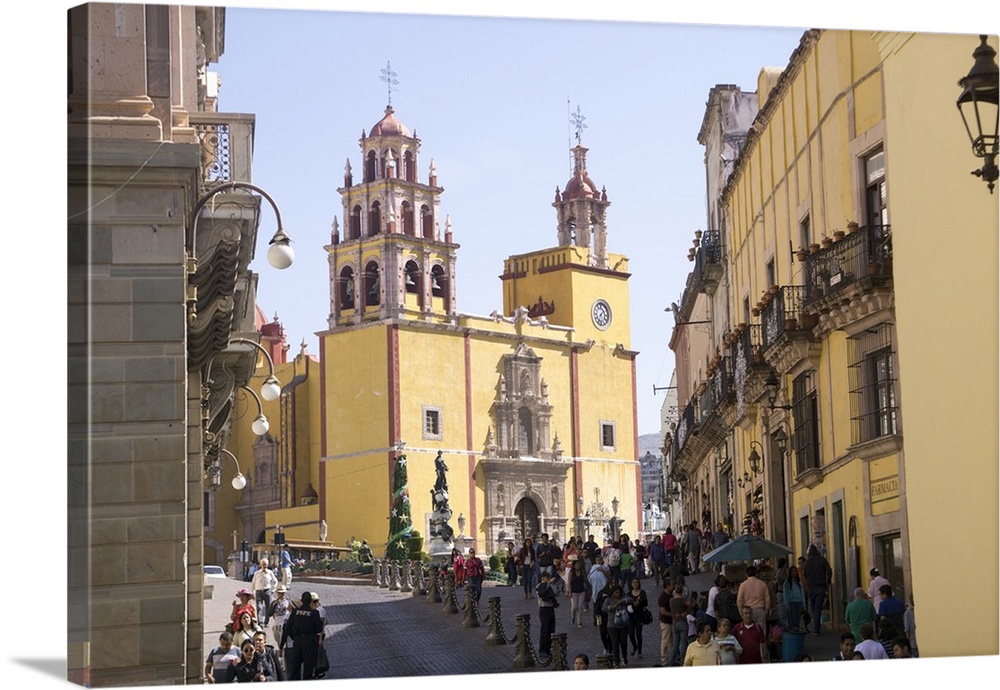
[595,653,614,669]
[550,633,568,671]
[379,560,390,589]
[512,613,535,669]
[389,561,401,591]
[400,560,412,593]
[372,559,381,586]
[462,585,480,628]
[442,575,459,614]
[484,596,506,645]
[426,565,442,603]
[413,561,427,596]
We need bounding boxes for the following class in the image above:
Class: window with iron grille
[792,371,820,475]
[601,421,616,451]
[423,406,443,440]
[864,148,888,228]
[848,324,898,444]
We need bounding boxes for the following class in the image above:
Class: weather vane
[380,61,399,106]
[570,105,587,145]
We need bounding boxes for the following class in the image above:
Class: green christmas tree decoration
[385,454,413,560]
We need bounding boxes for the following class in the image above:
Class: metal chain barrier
[484,596,517,645]
[467,587,490,622]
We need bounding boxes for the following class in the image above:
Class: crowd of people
[205,557,328,683]
[441,526,918,669]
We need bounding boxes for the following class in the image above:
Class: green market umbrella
[701,534,793,563]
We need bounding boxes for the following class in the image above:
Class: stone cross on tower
[570,105,587,145]
[380,61,399,106]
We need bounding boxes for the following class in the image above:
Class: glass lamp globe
[260,376,282,402]
[252,414,269,436]
[231,472,247,490]
[267,240,295,270]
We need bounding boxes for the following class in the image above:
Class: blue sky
[216,9,808,435]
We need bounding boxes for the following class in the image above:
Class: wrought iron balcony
[803,224,892,307]
[190,112,256,188]
[699,355,734,423]
[691,230,724,295]
[730,323,765,373]
[761,285,807,351]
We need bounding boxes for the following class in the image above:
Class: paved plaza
[204,569,843,678]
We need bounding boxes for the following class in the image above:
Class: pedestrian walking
[464,548,485,602]
[279,591,324,680]
[568,560,588,628]
[535,571,559,658]
[602,584,631,667]
[626,577,648,658]
[802,544,832,635]
[203,631,239,684]
[519,538,537,599]
[251,558,278,625]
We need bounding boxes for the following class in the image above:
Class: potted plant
[821,236,833,249]
[833,229,845,242]
[407,530,423,558]
[795,247,809,262]
[846,220,859,234]
[809,242,821,254]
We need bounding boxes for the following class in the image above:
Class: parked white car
[203,565,226,579]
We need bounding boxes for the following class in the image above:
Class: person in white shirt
[854,622,889,660]
[251,558,279,624]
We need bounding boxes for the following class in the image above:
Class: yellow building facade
[874,31,998,659]
[670,29,998,658]
[316,109,641,554]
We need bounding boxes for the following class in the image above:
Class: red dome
[563,172,598,200]
[369,106,411,137]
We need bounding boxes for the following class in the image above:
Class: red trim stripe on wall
[465,333,477,547]
[632,358,641,533]
[571,348,583,506]
[388,325,401,502]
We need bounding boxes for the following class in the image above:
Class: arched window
[421,205,434,239]
[369,201,381,236]
[431,264,446,298]
[401,201,415,236]
[349,205,362,240]
[365,150,377,182]
[404,260,421,294]
[404,150,416,182]
[364,261,380,306]
[339,266,355,310]
[381,149,398,178]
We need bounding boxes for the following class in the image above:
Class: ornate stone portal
[480,344,571,546]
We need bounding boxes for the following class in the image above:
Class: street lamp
[187,181,295,269]
[747,441,764,476]
[239,385,270,436]
[229,337,283,402]
[774,426,789,455]
[957,35,999,193]
[219,448,247,490]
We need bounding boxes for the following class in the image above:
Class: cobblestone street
[204,570,842,679]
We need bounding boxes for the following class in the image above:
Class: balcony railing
[731,323,764,373]
[761,285,806,351]
[691,230,723,295]
[803,224,892,306]
[190,112,256,188]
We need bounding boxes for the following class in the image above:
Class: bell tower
[501,142,630,345]
[554,145,610,268]
[326,105,459,327]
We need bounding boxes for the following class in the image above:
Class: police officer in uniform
[280,591,324,680]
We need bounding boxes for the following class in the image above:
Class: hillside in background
[638,433,663,458]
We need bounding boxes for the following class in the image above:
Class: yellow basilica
[239,105,642,556]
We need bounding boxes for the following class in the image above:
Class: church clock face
[591,299,612,330]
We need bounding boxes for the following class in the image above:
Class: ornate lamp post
[957,35,999,193]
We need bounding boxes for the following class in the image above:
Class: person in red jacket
[451,547,466,586]
[464,548,485,602]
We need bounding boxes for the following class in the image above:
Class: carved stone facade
[491,344,555,459]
